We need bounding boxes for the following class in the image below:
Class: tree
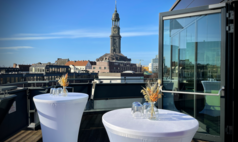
[142,66,149,72]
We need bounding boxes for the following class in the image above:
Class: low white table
[103,108,198,142]
[33,93,88,142]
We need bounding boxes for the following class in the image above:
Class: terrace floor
[4,111,213,142]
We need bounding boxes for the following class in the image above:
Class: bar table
[33,93,88,142]
[103,108,198,142]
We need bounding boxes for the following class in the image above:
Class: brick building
[88,61,141,73]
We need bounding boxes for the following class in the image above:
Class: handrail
[161,86,224,96]
[0,78,159,86]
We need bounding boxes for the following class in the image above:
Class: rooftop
[65,60,89,66]
[4,111,211,142]
[96,53,131,62]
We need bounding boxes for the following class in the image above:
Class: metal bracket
[225,126,233,135]
[27,89,30,98]
[219,86,225,97]
[91,81,97,99]
[227,11,234,20]
[227,24,234,33]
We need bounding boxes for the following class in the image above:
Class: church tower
[110,1,121,54]
[96,0,131,62]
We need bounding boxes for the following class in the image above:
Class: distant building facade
[13,63,31,73]
[149,55,159,73]
[0,67,20,74]
[95,71,144,83]
[29,62,70,74]
[65,60,93,73]
[88,61,141,73]
[0,72,98,85]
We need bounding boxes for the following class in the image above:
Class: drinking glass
[58,88,63,96]
[143,102,150,118]
[131,102,141,114]
[133,103,142,118]
[52,88,57,96]
[50,88,54,96]
[55,88,61,96]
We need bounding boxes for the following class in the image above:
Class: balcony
[0,78,217,142]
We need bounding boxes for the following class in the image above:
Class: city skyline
[0,0,175,66]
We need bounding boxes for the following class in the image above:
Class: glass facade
[162,13,221,135]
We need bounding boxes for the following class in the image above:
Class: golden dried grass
[57,73,69,87]
[141,79,163,102]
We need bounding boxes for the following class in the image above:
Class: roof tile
[65,61,89,66]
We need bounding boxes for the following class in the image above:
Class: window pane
[162,13,221,136]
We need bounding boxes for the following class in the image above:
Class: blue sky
[0,0,175,67]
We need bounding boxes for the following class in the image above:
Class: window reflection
[162,13,221,136]
[163,13,221,92]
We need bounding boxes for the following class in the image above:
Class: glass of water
[54,88,61,96]
[143,102,150,118]
[133,103,142,118]
[131,102,141,114]
[58,88,63,96]
[50,88,55,96]
[52,88,57,96]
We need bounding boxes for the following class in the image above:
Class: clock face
[113,28,118,34]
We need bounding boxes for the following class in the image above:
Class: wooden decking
[4,111,213,142]
[4,130,42,142]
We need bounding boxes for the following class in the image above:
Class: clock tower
[96,1,131,63]
[110,1,121,54]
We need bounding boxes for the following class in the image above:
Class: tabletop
[102,108,199,137]
[33,93,88,103]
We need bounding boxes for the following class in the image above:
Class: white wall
[149,63,152,71]
[69,65,77,73]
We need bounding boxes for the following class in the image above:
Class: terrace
[0,0,237,142]
[1,80,213,142]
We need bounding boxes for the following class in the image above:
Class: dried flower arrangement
[57,73,69,87]
[141,79,163,119]
[57,73,69,96]
[141,79,163,102]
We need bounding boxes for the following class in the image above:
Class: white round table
[33,93,88,142]
[102,108,198,142]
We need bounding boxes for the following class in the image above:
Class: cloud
[0,52,13,54]
[0,37,62,40]
[0,46,33,50]
[122,32,157,37]
[0,26,158,40]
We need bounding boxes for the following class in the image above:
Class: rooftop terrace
[0,78,223,142]
[4,111,212,142]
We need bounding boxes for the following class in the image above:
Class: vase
[62,86,68,97]
[146,102,159,120]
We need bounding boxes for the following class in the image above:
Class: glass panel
[179,23,195,92]
[162,13,221,136]
[196,94,220,135]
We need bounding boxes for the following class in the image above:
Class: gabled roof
[65,61,89,66]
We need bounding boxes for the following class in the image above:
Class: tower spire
[115,0,117,11]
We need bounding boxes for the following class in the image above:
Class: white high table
[33,93,88,142]
[103,108,198,142]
